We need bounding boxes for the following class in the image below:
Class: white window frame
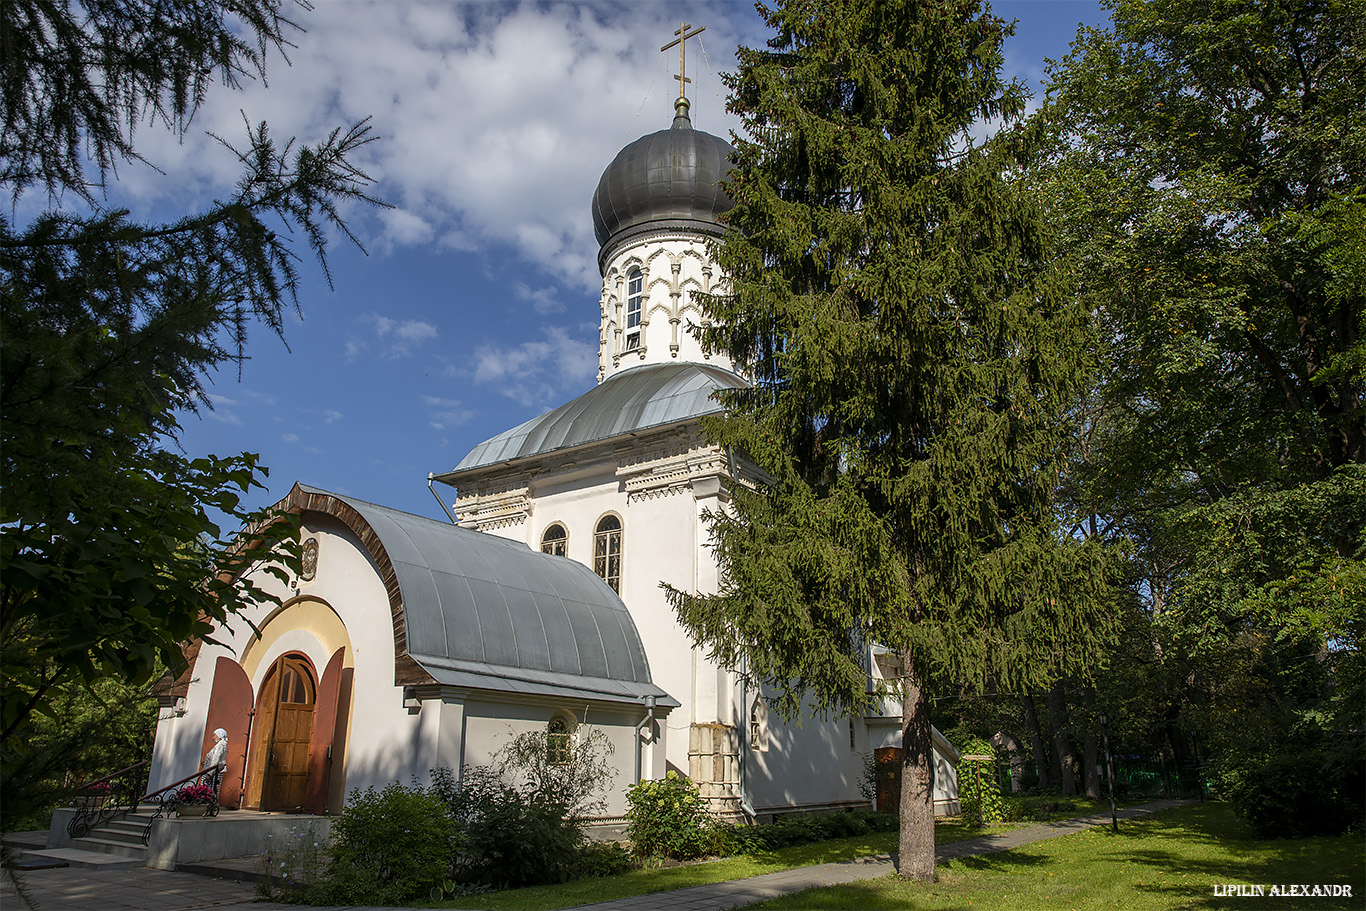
[624,269,643,350]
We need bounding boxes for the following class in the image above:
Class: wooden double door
[252,655,316,810]
[201,647,351,813]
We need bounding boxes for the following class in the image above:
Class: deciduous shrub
[577,840,636,877]
[1221,747,1363,839]
[718,809,897,853]
[311,783,455,905]
[426,723,619,888]
[432,765,585,888]
[494,724,617,818]
[625,770,719,860]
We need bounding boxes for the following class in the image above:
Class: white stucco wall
[747,709,869,813]
[456,699,664,819]
[458,434,876,816]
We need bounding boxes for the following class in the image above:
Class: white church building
[147,94,959,829]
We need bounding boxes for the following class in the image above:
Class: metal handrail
[65,761,151,840]
[65,763,225,844]
[72,760,149,796]
[138,765,223,844]
[142,766,221,803]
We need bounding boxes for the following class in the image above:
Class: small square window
[625,332,640,351]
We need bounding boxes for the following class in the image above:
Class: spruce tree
[668,0,1116,879]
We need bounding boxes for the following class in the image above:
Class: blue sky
[118,0,1111,521]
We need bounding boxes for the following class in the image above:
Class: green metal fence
[996,757,1206,799]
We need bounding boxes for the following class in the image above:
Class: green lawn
[422,802,1360,911]
[744,803,1363,910]
[424,818,1004,910]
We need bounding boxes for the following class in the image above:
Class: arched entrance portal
[249,654,317,811]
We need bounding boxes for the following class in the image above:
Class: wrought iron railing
[138,765,222,844]
[66,761,150,840]
[65,762,225,845]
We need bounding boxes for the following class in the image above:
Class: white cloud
[88,2,762,297]
[379,208,435,248]
[471,325,597,408]
[238,389,278,407]
[322,409,343,424]
[348,311,440,359]
[204,393,244,425]
[393,320,438,343]
[512,281,564,315]
[282,432,300,443]
[424,395,475,430]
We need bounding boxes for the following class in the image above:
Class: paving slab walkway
[1,799,1193,911]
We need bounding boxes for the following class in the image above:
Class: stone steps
[60,805,164,864]
[68,834,147,860]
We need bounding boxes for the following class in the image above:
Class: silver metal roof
[441,362,749,476]
[299,485,674,706]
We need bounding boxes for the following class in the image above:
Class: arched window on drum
[624,268,643,351]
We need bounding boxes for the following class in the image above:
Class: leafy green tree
[1040,0,1364,621]
[1,0,379,832]
[0,671,160,832]
[669,0,1117,880]
[1036,0,1364,830]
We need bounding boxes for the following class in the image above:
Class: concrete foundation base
[47,808,332,870]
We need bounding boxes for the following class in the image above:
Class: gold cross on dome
[661,21,705,99]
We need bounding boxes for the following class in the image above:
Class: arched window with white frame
[547,713,575,765]
[624,268,643,351]
[541,523,567,557]
[593,514,622,593]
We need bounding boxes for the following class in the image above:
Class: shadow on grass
[934,803,1362,911]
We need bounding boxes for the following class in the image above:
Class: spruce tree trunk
[1020,693,1051,790]
[899,650,935,882]
[1046,682,1080,796]
[1083,688,1101,799]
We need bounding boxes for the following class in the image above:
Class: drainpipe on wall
[737,673,756,822]
[634,695,656,783]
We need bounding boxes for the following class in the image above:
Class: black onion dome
[592,97,735,271]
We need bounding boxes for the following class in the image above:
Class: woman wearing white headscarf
[204,728,229,792]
